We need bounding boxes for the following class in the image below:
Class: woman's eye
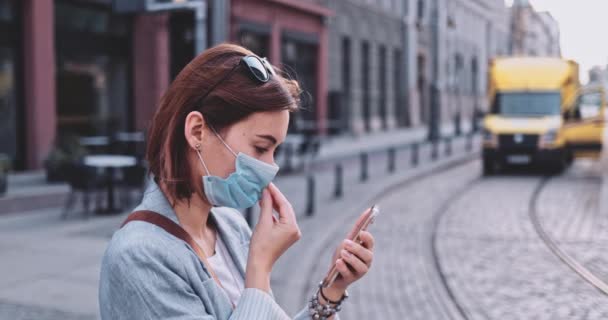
[255,147,268,154]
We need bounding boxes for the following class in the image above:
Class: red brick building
[1,0,330,171]
[230,0,331,135]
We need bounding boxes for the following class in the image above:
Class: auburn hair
[146,43,301,203]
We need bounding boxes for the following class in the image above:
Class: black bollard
[334,163,343,199]
[466,133,473,152]
[411,143,419,167]
[283,143,294,173]
[445,137,452,156]
[306,174,315,216]
[431,140,438,161]
[388,148,396,173]
[360,153,369,182]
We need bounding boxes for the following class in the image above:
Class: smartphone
[321,205,380,288]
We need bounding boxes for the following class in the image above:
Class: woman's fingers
[340,249,369,275]
[267,183,295,224]
[335,259,355,281]
[257,188,273,224]
[344,239,373,266]
[358,231,375,251]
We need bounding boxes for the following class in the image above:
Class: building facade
[229,0,331,136]
[325,0,510,136]
[324,0,407,135]
[510,0,561,57]
[1,0,331,170]
[441,0,510,128]
[1,0,210,170]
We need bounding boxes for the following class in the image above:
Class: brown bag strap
[121,210,235,309]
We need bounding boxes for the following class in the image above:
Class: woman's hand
[245,183,301,292]
[322,209,375,301]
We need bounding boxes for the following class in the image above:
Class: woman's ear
[184,111,207,149]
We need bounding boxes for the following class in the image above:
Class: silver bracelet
[308,282,348,319]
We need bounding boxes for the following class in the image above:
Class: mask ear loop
[194,144,211,176]
[209,125,238,157]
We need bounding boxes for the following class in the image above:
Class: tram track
[431,170,608,320]
[528,176,608,296]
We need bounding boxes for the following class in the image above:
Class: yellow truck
[483,57,605,174]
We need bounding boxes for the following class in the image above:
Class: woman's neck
[168,189,214,240]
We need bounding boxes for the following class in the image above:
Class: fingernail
[341,249,351,257]
[344,239,354,248]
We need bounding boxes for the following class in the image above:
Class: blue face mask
[195,130,279,209]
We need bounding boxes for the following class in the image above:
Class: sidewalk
[316,121,470,162]
[0,122,472,216]
[0,171,69,215]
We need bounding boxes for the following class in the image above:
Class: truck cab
[482,57,605,174]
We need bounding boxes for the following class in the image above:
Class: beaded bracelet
[308,282,349,319]
[319,285,349,305]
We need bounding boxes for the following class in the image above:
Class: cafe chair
[61,162,104,220]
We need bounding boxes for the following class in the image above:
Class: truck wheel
[551,156,568,174]
[566,151,574,166]
[483,157,495,175]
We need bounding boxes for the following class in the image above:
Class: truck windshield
[492,92,561,116]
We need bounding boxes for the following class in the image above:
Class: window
[342,37,351,95]
[362,41,371,132]
[0,0,15,22]
[471,57,478,95]
[492,92,561,116]
[281,35,318,134]
[0,0,21,167]
[55,1,132,137]
[394,49,409,127]
[417,0,425,21]
[576,92,602,120]
[454,53,463,93]
[238,30,270,59]
[340,36,351,132]
[379,45,387,130]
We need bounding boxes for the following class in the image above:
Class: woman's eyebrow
[255,134,278,145]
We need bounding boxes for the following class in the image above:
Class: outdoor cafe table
[84,155,137,214]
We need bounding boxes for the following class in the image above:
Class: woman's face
[187,110,289,180]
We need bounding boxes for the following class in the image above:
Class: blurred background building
[0,0,330,171]
[323,0,510,136]
[0,0,560,172]
[509,0,561,57]
[589,66,608,84]
[440,0,510,135]
[324,0,406,134]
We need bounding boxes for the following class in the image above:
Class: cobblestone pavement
[270,139,480,317]
[303,160,481,319]
[273,157,481,319]
[436,160,608,320]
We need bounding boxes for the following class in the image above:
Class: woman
[99,43,375,319]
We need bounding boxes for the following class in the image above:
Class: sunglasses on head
[199,55,276,103]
